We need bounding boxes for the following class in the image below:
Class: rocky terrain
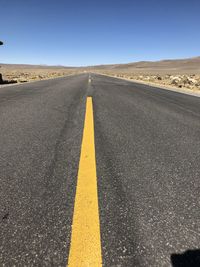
[0,64,80,84]
[90,56,200,92]
[1,56,200,92]
[98,72,200,92]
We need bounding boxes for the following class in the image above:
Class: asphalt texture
[0,73,200,267]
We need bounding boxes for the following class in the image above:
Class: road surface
[0,74,200,266]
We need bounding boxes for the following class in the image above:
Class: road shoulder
[94,72,200,98]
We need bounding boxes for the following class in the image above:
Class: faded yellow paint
[67,97,102,267]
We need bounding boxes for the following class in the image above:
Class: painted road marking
[89,74,91,84]
[67,97,102,267]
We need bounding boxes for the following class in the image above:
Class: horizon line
[1,55,200,68]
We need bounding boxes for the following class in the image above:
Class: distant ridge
[84,56,200,74]
[0,63,75,69]
[85,56,200,71]
[1,56,200,74]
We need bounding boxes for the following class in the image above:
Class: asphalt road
[0,73,200,266]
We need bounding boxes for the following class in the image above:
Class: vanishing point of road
[0,74,200,266]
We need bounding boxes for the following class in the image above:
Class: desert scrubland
[0,64,81,84]
[1,56,200,92]
[90,56,200,92]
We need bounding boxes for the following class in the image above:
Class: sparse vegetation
[1,57,200,92]
[97,72,200,92]
[0,64,82,84]
[90,57,200,92]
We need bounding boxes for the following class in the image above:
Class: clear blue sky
[1,0,200,66]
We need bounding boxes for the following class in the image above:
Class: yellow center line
[67,97,102,267]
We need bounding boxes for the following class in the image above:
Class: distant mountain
[87,56,200,73]
[122,56,200,70]
[1,56,200,74]
[0,63,75,69]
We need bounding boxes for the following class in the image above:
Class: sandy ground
[0,66,81,84]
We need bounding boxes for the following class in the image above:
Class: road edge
[93,72,200,98]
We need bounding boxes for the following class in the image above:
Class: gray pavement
[0,73,200,266]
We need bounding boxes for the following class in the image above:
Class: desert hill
[1,56,200,74]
